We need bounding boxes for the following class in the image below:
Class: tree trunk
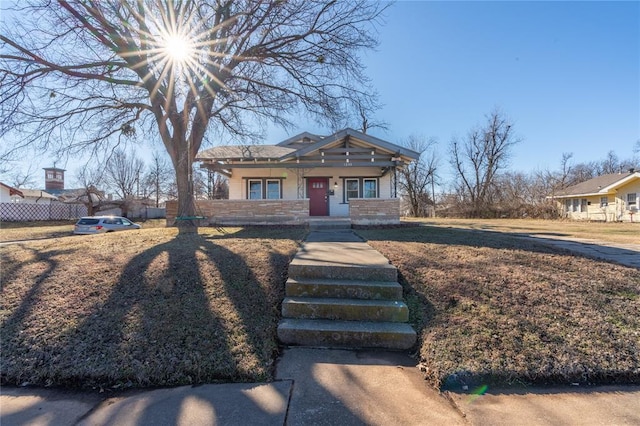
[173,146,198,235]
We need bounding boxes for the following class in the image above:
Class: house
[551,170,640,222]
[0,182,24,203]
[13,188,59,204]
[168,128,419,225]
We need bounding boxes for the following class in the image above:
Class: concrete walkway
[516,234,640,269]
[2,229,639,425]
[3,348,640,425]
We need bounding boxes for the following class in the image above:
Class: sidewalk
[3,348,640,425]
[2,229,639,425]
[517,234,640,268]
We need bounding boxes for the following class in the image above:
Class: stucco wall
[227,167,393,199]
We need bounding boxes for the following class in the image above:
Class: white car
[73,216,141,235]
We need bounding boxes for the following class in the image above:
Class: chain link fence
[0,203,87,221]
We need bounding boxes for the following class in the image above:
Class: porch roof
[196,128,419,175]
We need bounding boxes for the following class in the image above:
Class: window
[46,172,54,179]
[346,179,359,200]
[248,180,262,199]
[581,199,587,212]
[565,200,572,212]
[246,178,282,199]
[266,180,281,199]
[628,193,637,207]
[572,199,580,213]
[600,196,608,207]
[363,179,378,198]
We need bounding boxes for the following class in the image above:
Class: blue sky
[3,1,639,187]
[275,0,639,174]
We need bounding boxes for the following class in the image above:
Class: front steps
[277,227,417,350]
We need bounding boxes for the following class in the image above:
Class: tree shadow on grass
[2,233,294,390]
[356,226,640,389]
[358,225,640,269]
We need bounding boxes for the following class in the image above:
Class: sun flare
[163,34,193,64]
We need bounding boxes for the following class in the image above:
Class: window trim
[345,178,359,202]
[600,196,609,208]
[266,179,282,199]
[341,177,380,203]
[248,179,263,200]
[363,178,378,199]
[244,177,284,199]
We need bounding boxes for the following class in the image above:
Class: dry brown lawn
[1,225,305,389]
[0,219,167,242]
[358,225,640,389]
[3,219,638,390]
[403,217,639,245]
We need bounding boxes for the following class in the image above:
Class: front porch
[165,198,401,226]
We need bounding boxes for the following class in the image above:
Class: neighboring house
[11,188,59,204]
[173,128,419,225]
[0,182,24,203]
[0,181,87,221]
[551,170,640,222]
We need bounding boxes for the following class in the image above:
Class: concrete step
[308,219,352,231]
[277,318,417,350]
[286,278,403,300]
[288,262,397,282]
[282,297,409,322]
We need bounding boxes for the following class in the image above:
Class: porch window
[363,179,378,198]
[266,180,281,199]
[600,196,608,207]
[248,180,262,199]
[565,199,572,212]
[628,193,637,208]
[581,199,587,212]
[572,199,579,212]
[346,179,359,200]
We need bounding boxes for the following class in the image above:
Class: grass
[357,225,640,389]
[1,225,306,389]
[403,217,640,245]
[0,219,167,242]
[3,218,638,391]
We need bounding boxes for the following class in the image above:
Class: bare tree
[599,150,620,174]
[143,151,173,207]
[450,109,520,217]
[105,149,145,199]
[73,165,119,216]
[1,0,387,233]
[6,164,37,189]
[397,135,438,217]
[210,172,229,200]
[345,96,388,135]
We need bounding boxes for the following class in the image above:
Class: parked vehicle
[73,216,141,235]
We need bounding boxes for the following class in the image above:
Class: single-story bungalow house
[167,128,419,225]
[0,182,24,202]
[551,170,640,222]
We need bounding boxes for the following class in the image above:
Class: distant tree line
[400,110,639,219]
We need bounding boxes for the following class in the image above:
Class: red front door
[308,178,329,216]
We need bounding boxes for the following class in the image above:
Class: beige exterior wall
[168,166,401,225]
[559,179,640,222]
[226,166,395,218]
